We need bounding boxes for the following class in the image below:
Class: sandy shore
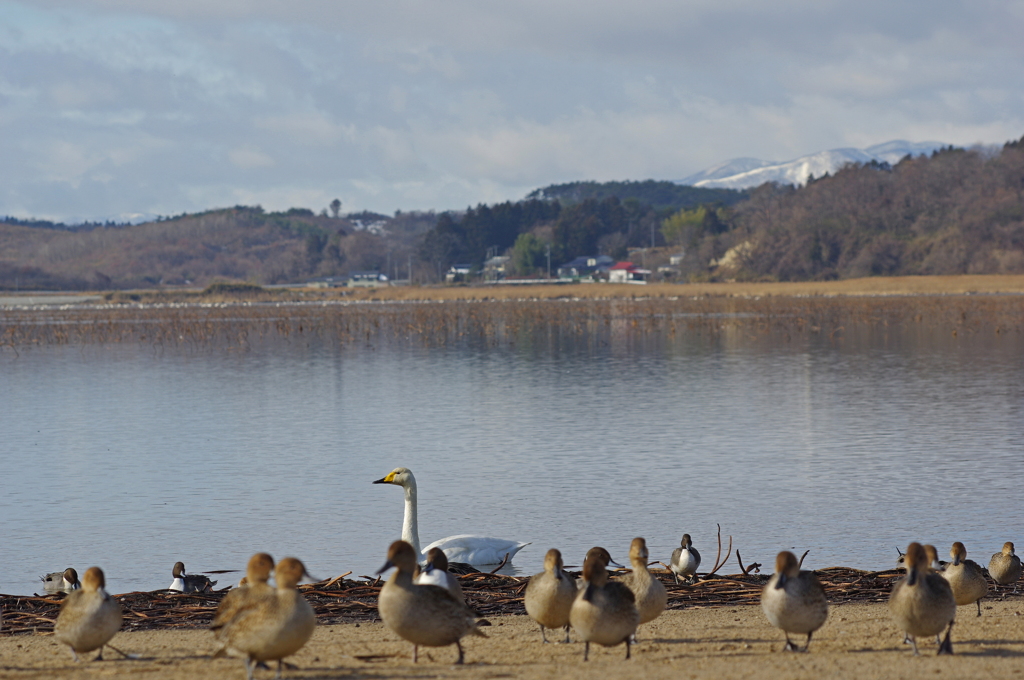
[4,599,1024,680]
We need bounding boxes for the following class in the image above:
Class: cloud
[1,0,1022,221]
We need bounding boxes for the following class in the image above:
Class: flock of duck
[8,467,1024,678]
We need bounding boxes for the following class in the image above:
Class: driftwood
[5,565,1007,636]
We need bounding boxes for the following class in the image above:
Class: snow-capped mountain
[678,140,948,189]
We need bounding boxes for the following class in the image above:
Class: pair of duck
[523,539,667,659]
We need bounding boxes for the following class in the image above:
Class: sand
[4,598,1024,680]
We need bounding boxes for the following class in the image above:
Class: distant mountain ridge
[678,140,948,189]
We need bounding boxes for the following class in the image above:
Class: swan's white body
[374,467,529,565]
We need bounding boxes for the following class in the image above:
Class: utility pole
[546,244,551,279]
[408,254,412,285]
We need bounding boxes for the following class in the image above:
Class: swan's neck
[402,482,421,554]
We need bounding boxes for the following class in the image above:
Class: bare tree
[330,198,342,219]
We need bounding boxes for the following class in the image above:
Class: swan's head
[629,537,649,564]
[275,557,311,589]
[82,566,106,593]
[378,540,418,575]
[172,561,186,578]
[773,551,800,589]
[424,547,449,573]
[950,541,967,566]
[373,467,416,489]
[245,552,275,585]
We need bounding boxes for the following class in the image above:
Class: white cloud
[1,0,1022,220]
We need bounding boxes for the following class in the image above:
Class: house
[608,261,650,284]
[349,271,389,287]
[556,255,614,280]
[445,264,473,283]
[483,256,510,281]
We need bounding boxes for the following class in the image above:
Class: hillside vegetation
[1,136,1022,290]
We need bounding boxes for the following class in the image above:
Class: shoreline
[4,274,1024,309]
[4,600,1024,679]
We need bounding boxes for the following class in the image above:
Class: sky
[1,1,1023,223]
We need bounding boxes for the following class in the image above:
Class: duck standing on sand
[53,566,123,661]
[761,551,828,652]
[212,557,316,680]
[41,568,80,595]
[890,542,955,655]
[210,553,275,657]
[569,548,639,660]
[415,547,464,602]
[988,542,1022,593]
[377,540,489,664]
[525,548,576,643]
[373,467,529,565]
[942,542,988,616]
[620,537,667,639]
[169,561,217,593]
[670,534,701,584]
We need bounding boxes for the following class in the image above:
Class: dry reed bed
[1,295,1021,351]
[1,566,971,637]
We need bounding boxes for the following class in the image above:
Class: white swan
[373,467,529,565]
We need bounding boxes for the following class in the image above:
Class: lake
[1,296,1023,595]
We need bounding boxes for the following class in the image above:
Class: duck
[372,467,529,565]
[169,561,218,593]
[415,547,464,602]
[988,542,1022,592]
[889,542,955,655]
[761,551,828,652]
[619,537,667,637]
[575,546,624,591]
[211,553,276,657]
[569,547,639,661]
[212,557,316,680]
[670,534,701,584]
[896,545,946,572]
[942,542,988,617]
[377,540,489,664]
[524,548,576,643]
[41,568,80,595]
[53,566,123,662]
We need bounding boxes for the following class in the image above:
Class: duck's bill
[376,560,395,575]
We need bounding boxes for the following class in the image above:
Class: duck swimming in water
[169,561,217,593]
[41,568,80,595]
[373,467,529,565]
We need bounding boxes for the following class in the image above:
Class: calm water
[2,318,1023,595]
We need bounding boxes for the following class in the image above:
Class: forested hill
[526,180,745,210]
[2,136,1023,290]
